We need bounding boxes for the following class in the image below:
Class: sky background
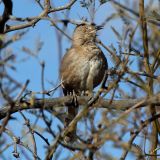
[1,0,158,159]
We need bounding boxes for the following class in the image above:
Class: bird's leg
[68,90,79,121]
[72,90,78,108]
[67,90,79,125]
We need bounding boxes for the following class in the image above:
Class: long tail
[65,100,78,142]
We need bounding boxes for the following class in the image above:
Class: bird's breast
[60,45,107,94]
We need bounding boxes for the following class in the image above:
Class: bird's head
[72,23,103,46]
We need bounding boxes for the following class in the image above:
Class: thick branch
[0,94,160,120]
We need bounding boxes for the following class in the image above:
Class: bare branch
[0,94,160,120]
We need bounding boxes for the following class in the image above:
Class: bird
[60,23,108,141]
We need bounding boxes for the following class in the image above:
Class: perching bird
[60,23,108,141]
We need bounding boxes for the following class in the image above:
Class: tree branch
[0,94,160,120]
[3,0,77,33]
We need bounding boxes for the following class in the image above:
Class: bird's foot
[70,90,78,108]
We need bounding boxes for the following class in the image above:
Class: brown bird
[60,23,108,141]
